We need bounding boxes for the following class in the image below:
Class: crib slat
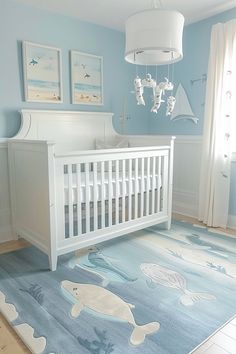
[93,162,98,231]
[151,156,156,214]
[128,159,132,221]
[122,159,126,222]
[60,149,169,239]
[85,162,90,233]
[101,161,105,228]
[68,164,74,237]
[115,160,119,225]
[76,163,81,236]
[162,155,169,214]
[156,156,162,213]
[146,157,150,216]
[134,158,138,219]
[140,157,144,217]
[57,163,66,241]
[108,160,112,227]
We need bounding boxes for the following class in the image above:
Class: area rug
[0,220,236,354]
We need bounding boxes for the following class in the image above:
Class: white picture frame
[71,51,103,105]
[22,41,63,103]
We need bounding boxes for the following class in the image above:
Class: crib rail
[55,145,171,251]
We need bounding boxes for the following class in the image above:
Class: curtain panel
[198,20,236,228]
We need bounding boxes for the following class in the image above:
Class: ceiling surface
[13,0,236,31]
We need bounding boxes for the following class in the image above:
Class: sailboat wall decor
[170,83,199,124]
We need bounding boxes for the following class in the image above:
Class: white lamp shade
[125,9,185,65]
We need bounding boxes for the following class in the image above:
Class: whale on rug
[68,247,137,285]
[87,248,138,282]
[61,280,160,346]
[184,234,236,262]
[140,263,216,306]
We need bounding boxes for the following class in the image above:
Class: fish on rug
[0,220,236,354]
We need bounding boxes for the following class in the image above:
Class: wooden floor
[0,315,30,354]
[0,239,31,354]
[192,316,236,354]
[0,216,235,354]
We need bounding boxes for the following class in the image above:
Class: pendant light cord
[171,57,174,95]
[171,52,174,83]
[153,0,163,9]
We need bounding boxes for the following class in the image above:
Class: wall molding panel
[227,214,236,230]
[172,189,199,218]
[172,136,202,218]
[0,140,13,243]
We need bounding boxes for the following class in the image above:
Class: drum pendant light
[125,8,185,65]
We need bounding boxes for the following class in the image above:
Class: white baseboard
[227,214,236,230]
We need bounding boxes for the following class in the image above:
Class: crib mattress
[63,172,162,204]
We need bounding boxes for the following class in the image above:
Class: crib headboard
[13,110,116,151]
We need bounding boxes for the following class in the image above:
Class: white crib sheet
[64,172,162,204]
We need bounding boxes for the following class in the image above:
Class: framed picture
[71,51,103,105]
[22,41,63,103]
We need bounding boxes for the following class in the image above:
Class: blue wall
[3,1,236,138]
[0,0,151,138]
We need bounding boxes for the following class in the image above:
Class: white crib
[8,110,175,271]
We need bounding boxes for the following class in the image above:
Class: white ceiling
[14,0,236,31]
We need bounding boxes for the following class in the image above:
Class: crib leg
[163,219,171,230]
[49,253,58,271]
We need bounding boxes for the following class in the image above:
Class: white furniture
[8,110,175,271]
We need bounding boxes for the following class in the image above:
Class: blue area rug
[0,220,236,354]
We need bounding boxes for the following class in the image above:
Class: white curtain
[198,20,236,228]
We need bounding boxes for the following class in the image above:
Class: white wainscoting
[228,215,236,230]
[228,155,236,229]
[0,135,203,244]
[0,140,13,243]
[172,136,202,218]
[172,137,236,229]
[0,134,234,244]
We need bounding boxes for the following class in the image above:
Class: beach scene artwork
[71,51,103,105]
[23,42,62,103]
